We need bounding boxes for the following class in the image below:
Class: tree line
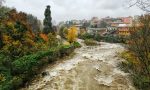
[0,3,80,90]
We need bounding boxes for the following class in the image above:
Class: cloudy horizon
[4,0,144,23]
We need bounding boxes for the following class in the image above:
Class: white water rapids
[21,41,135,90]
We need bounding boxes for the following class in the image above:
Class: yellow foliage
[12,40,21,47]
[121,51,140,66]
[6,22,14,28]
[3,35,12,44]
[67,26,77,43]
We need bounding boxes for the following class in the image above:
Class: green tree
[99,21,108,28]
[43,5,53,34]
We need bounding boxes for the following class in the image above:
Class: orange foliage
[40,33,48,42]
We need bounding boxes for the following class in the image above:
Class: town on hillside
[58,16,140,39]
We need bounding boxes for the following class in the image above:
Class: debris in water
[41,71,49,77]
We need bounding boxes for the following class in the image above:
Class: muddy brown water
[20,42,135,90]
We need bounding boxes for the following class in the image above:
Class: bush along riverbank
[0,42,81,90]
[119,15,150,90]
[84,39,99,46]
[120,51,150,90]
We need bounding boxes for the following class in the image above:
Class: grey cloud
[5,0,144,23]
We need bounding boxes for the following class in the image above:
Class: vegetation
[99,21,108,28]
[67,26,77,43]
[79,32,124,43]
[27,14,41,35]
[79,33,102,42]
[0,5,81,90]
[120,15,150,90]
[43,5,53,35]
[73,42,81,48]
[84,39,98,46]
[129,0,150,12]
[103,35,125,43]
[59,26,68,39]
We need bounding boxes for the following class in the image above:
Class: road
[21,42,135,90]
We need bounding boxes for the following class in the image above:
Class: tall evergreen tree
[43,5,53,34]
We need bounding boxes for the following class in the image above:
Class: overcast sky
[4,0,144,23]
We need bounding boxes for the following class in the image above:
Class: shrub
[59,44,74,56]
[119,15,150,90]
[79,33,94,40]
[0,42,80,90]
[84,39,98,46]
[120,51,150,90]
[12,48,58,74]
[73,42,81,48]
[103,35,125,43]
[11,76,23,89]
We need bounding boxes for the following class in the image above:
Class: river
[21,42,135,90]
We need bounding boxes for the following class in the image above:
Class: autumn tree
[1,9,35,59]
[43,5,53,35]
[67,26,77,43]
[128,15,150,88]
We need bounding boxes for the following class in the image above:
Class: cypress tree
[43,5,53,34]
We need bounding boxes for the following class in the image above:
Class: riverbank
[0,42,81,90]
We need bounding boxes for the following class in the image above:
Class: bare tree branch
[129,0,150,12]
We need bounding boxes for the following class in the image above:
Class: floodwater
[21,41,135,90]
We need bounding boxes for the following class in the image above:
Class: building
[110,22,123,27]
[120,16,133,25]
[102,16,113,25]
[105,26,118,36]
[118,24,130,36]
